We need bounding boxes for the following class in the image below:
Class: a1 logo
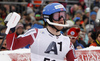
[44,41,62,55]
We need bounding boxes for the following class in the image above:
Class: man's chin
[56,27,64,30]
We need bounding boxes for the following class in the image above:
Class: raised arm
[6,29,38,50]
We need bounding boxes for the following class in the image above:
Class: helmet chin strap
[45,13,69,32]
[46,19,69,27]
[46,19,64,32]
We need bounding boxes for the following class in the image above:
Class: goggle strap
[44,15,49,18]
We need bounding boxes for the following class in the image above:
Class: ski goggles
[53,11,66,21]
[69,36,77,40]
[35,14,41,17]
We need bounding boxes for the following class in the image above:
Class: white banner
[0,46,100,61]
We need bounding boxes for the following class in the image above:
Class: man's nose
[59,17,64,21]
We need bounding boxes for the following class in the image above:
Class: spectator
[70,4,79,17]
[83,7,90,18]
[78,0,87,11]
[15,23,24,35]
[73,10,84,27]
[73,17,81,26]
[0,25,6,39]
[85,24,94,33]
[31,11,44,29]
[93,6,99,13]
[0,38,7,51]
[90,30,100,46]
[31,21,44,29]
[73,17,83,30]
[26,3,35,22]
[4,5,10,13]
[34,11,43,21]
[86,31,94,47]
[0,25,7,34]
[23,15,32,29]
[82,17,89,32]
[10,5,16,12]
[20,12,28,23]
[0,25,7,51]
[0,6,8,25]
[74,10,83,20]
[82,7,90,32]
[67,27,85,50]
[72,25,87,47]
[90,11,97,25]
[90,0,100,11]
[66,12,72,20]
[26,3,34,14]
[88,10,100,46]
[79,30,88,45]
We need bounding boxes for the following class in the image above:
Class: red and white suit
[6,28,78,61]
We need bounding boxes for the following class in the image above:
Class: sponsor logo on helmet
[54,5,64,9]
[44,15,49,18]
[60,8,64,11]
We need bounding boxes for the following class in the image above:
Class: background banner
[0,46,100,61]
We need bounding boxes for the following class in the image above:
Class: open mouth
[59,22,64,24]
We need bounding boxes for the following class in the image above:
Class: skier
[6,3,78,61]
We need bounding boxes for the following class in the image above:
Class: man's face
[52,17,64,30]
[76,20,81,25]
[76,13,82,18]
[91,15,96,21]
[68,35,77,44]
[35,14,41,20]
[0,39,7,51]
[16,27,23,34]
[52,11,65,30]
[86,12,90,17]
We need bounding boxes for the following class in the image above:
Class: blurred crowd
[0,0,100,51]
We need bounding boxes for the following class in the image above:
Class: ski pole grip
[5,27,10,34]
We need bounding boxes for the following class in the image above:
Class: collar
[46,28,61,36]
